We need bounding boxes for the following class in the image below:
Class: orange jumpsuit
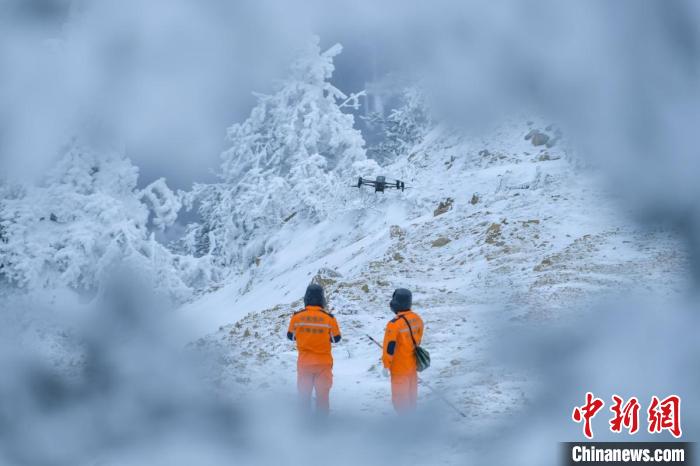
[287,305,341,414]
[382,310,424,413]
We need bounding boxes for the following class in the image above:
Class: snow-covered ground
[179,121,688,458]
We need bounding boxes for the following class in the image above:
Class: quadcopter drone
[354,176,406,193]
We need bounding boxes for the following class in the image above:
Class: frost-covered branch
[338,90,367,110]
[140,178,182,230]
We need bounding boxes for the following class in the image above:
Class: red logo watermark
[572,393,681,439]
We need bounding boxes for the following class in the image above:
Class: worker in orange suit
[287,283,341,415]
[382,288,424,413]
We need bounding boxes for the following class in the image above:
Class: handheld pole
[366,334,467,418]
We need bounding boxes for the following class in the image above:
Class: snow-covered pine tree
[185,38,377,269]
[367,87,432,162]
[0,141,192,300]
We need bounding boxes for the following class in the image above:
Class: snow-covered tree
[185,38,377,268]
[0,142,192,300]
[366,87,432,162]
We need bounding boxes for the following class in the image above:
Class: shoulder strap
[398,314,418,349]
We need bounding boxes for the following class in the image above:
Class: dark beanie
[390,288,412,313]
[304,283,326,307]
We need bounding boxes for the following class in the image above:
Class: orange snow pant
[298,363,333,414]
[391,371,418,413]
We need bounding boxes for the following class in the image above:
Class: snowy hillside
[3,3,700,465]
[182,120,687,449]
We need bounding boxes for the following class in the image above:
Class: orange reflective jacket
[287,305,341,366]
[382,310,424,375]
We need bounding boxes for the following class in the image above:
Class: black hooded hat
[390,288,412,313]
[304,283,326,307]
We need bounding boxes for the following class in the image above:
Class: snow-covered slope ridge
[183,120,686,428]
